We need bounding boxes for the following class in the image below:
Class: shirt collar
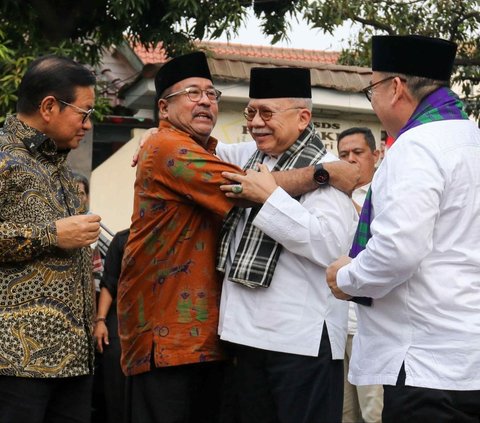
[160,120,218,154]
[3,115,57,156]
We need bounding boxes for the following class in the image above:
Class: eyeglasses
[55,98,95,124]
[163,86,222,103]
[243,106,303,121]
[362,76,406,102]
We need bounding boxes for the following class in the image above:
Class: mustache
[193,107,214,119]
[250,128,272,135]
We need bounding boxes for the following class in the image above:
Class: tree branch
[350,16,395,35]
[454,58,480,66]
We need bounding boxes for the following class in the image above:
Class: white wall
[90,129,145,236]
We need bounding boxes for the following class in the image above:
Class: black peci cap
[372,35,457,81]
[249,67,311,99]
[154,51,212,97]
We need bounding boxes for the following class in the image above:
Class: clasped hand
[326,255,353,300]
[221,164,278,204]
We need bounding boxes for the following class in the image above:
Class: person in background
[327,35,480,422]
[73,172,90,212]
[216,67,358,423]
[0,55,101,423]
[72,172,105,423]
[94,229,129,423]
[73,172,104,286]
[337,127,382,423]
[337,128,379,213]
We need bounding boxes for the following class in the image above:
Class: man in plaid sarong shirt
[217,67,358,423]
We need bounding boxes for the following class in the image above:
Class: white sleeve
[215,141,257,167]
[337,138,444,298]
[253,186,357,267]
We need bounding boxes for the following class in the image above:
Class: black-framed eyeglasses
[362,76,407,102]
[55,98,95,124]
[163,86,222,103]
[243,106,303,121]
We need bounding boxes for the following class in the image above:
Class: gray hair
[286,98,313,111]
[382,72,449,102]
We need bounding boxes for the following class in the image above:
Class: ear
[158,99,168,119]
[38,96,57,123]
[390,77,407,106]
[297,108,312,132]
[372,149,381,164]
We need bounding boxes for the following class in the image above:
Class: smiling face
[158,77,218,145]
[46,85,95,150]
[246,98,311,157]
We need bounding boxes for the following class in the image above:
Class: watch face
[314,164,329,185]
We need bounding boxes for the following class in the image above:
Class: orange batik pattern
[118,121,243,376]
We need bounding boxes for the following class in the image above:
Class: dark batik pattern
[0,115,94,378]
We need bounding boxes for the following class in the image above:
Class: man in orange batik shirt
[117,52,244,423]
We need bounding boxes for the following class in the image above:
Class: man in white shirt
[337,127,382,423]
[217,67,358,423]
[327,35,480,422]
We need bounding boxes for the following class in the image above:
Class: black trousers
[125,360,226,423]
[0,374,93,423]
[227,324,344,423]
[383,364,480,423]
[101,336,126,423]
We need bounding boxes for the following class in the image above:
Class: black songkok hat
[249,67,311,99]
[154,52,212,97]
[372,35,457,81]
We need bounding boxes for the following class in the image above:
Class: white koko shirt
[216,143,358,359]
[337,119,480,390]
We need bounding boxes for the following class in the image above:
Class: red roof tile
[132,40,340,66]
[199,41,340,65]
[129,40,370,93]
[132,42,168,64]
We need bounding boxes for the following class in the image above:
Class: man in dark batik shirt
[0,55,101,423]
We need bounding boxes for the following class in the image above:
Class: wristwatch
[313,163,330,185]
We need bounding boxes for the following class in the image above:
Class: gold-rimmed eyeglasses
[243,106,303,121]
[55,98,95,124]
[163,86,222,103]
[362,76,407,102]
